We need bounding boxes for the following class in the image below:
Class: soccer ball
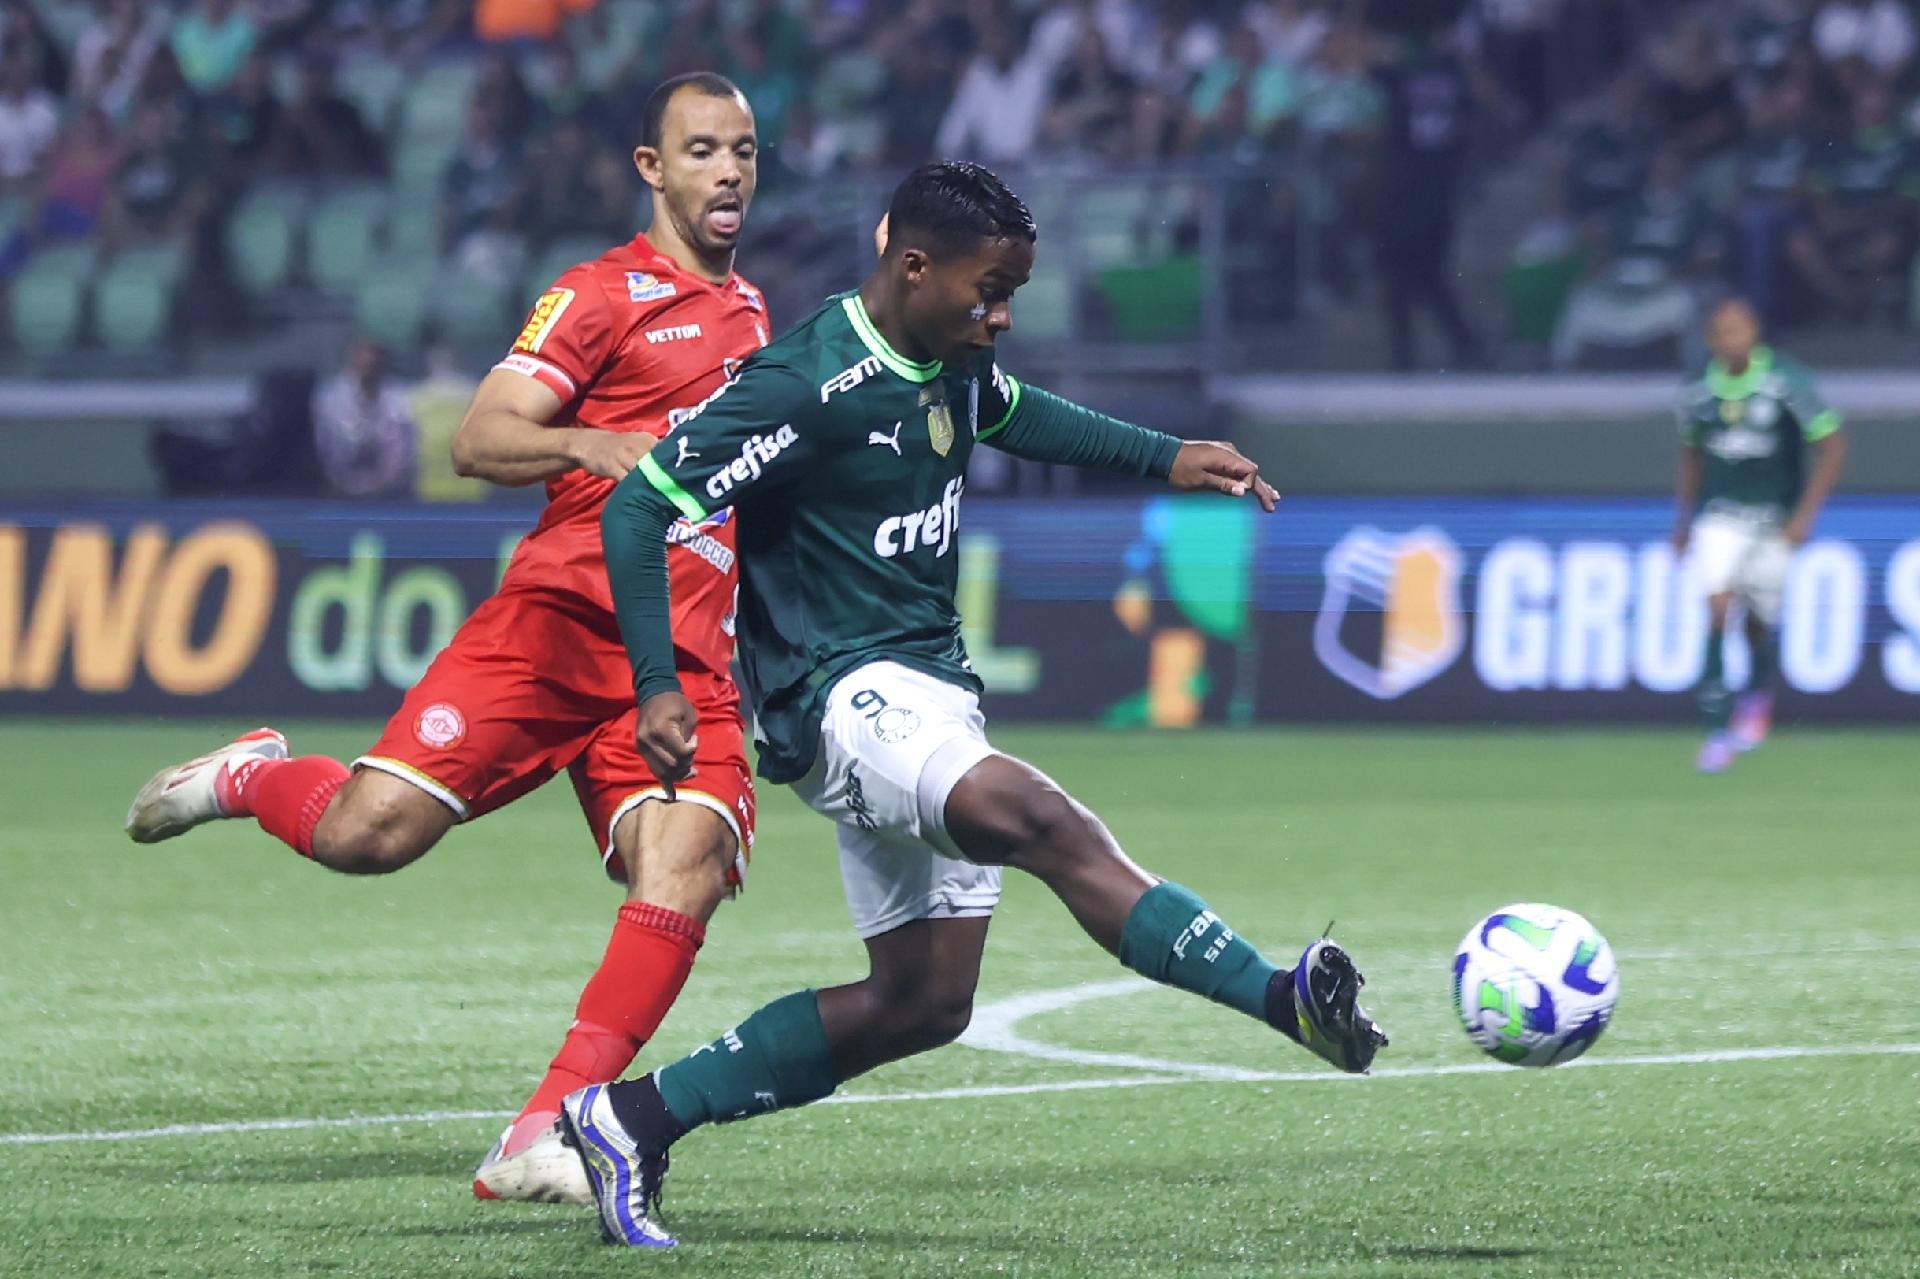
[1451,903,1618,1068]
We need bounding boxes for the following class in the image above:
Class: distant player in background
[124,73,768,1202]
[1672,296,1846,773]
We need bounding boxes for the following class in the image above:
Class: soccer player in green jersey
[560,162,1389,1248]
[1673,297,1847,773]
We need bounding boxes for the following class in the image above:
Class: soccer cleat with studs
[559,1084,677,1248]
[1273,936,1389,1074]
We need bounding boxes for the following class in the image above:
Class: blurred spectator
[1475,0,1555,129]
[441,97,526,281]
[1247,0,1330,66]
[71,0,165,120]
[1651,20,1742,161]
[1613,146,1717,280]
[2,0,68,95]
[1031,0,1139,69]
[1735,0,1814,88]
[1180,22,1299,155]
[1728,77,1816,325]
[1042,25,1134,160]
[1788,76,1917,320]
[312,338,416,499]
[271,54,385,178]
[1297,19,1383,297]
[1564,72,1650,228]
[475,48,539,149]
[477,0,596,44]
[1812,0,1914,79]
[170,0,259,95]
[1373,32,1486,370]
[0,45,57,190]
[202,52,283,186]
[31,105,118,244]
[102,99,212,251]
[937,15,1052,164]
[726,25,801,148]
[509,114,629,245]
[534,40,616,144]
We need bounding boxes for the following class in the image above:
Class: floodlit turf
[3,719,1916,1278]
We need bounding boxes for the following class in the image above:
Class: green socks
[1748,626,1778,691]
[1117,881,1279,1022]
[655,990,845,1131]
[1698,629,1730,730]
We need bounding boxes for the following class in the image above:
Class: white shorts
[1691,511,1791,625]
[790,660,1002,940]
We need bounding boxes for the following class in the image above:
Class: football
[1452,903,1619,1067]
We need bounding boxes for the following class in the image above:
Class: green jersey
[604,291,1181,782]
[1677,346,1840,521]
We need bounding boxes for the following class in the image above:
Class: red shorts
[357,584,756,885]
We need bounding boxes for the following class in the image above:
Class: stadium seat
[1011,262,1072,341]
[93,244,186,353]
[307,183,388,295]
[431,266,515,350]
[225,184,307,298]
[524,236,610,297]
[336,55,407,133]
[383,192,442,259]
[9,242,98,358]
[354,258,433,349]
[1097,256,1203,340]
[391,135,460,194]
[397,61,478,152]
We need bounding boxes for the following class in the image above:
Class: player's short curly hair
[885,161,1037,258]
[641,71,746,149]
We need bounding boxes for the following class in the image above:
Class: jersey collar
[842,293,942,383]
[1706,345,1772,400]
[630,233,746,298]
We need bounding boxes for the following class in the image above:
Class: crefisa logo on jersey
[1315,526,1465,699]
[626,272,677,303]
[704,425,799,501]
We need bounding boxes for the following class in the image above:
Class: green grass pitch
[3,720,1916,1278]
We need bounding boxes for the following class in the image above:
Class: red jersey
[492,235,769,684]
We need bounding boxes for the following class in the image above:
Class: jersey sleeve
[602,357,823,701]
[1781,360,1842,441]
[1676,385,1706,446]
[492,265,614,402]
[976,358,1181,478]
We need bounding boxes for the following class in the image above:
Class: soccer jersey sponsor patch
[414,702,467,749]
[872,476,964,559]
[702,424,799,501]
[626,272,677,302]
[646,323,701,344]
[514,289,574,354]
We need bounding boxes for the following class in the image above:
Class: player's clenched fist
[569,428,660,480]
[634,691,700,792]
[1169,441,1279,512]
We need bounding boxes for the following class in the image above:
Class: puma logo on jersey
[674,436,700,465]
[868,422,902,455]
[873,476,964,560]
[704,424,799,501]
[821,355,883,402]
[646,323,702,344]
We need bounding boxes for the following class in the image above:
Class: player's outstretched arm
[981,375,1278,510]
[452,368,659,485]
[601,470,697,784]
[1785,426,1846,545]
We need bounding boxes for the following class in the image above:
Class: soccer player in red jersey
[124,73,768,1203]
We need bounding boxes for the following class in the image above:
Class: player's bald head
[883,161,1036,262]
[641,71,747,150]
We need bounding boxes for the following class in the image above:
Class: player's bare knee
[311,790,438,874]
[995,784,1097,875]
[618,802,737,922]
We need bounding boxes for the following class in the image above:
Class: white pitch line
[9,974,1920,1148]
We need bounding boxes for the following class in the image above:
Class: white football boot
[473,1114,593,1205]
[124,727,288,844]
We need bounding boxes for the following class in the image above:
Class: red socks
[221,756,351,858]
[515,902,707,1130]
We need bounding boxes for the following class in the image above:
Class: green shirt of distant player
[607,294,1180,782]
[1678,344,1840,521]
